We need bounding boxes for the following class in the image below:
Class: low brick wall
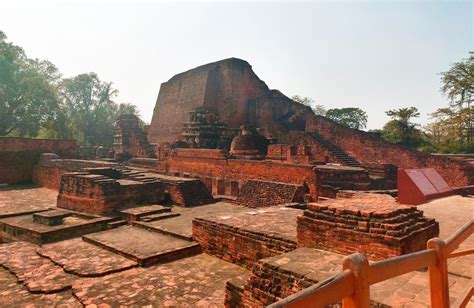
[297,193,439,260]
[0,137,77,185]
[32,159,118,191]
[192,207,301,269]
[236,180,307,208]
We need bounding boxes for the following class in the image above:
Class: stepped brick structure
[56,167,214,215]
[297,193,439,260]
[57,172,166,215]
[147,58,474,187]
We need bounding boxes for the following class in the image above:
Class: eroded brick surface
[298,193,439,260]
[0,185,56,217]
[0,268,81,307]
[193,207,301,268]
[37,238,137,277]
[0,241,76,293]
[72,253,247,307]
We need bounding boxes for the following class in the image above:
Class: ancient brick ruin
[297,193,440,260]
[0,58,472,307]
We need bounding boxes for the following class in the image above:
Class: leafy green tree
[438,52,474,147]
[382,107,424,147]
[325,107,367,129]
[60,73,139,145]
[0,31,62,136]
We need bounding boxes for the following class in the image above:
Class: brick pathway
[0,185,56,217]
[72,253,248,307]
[37,238,137,277]
[0,241,76,293]
[0,268,80,307]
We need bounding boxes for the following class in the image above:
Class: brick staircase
[309,132,361,167]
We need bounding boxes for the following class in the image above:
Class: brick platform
[236,180,307,208]
[0,211,113,244]
[297,193,440,260]
[193,207,301,268]
[37,238,137,277]
[83,226,202,266]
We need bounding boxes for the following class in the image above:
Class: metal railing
[269,219,474,308]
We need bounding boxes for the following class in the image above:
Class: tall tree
[0,31,62,136]
[439,52,474,147]
[382,107,424,147]
[325,107,368,129]
[291,95,326,115]
[59,73,139,145]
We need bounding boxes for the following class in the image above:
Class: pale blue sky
[1,0,472,129]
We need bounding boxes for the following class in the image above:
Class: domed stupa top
[230,125,269,159]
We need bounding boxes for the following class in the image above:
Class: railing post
[427,238,450,308]
[342,253,370,308]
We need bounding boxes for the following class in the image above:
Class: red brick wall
[0,137,77,156]
[0,138,77,184]
[32,166,65,191]
[167,153,319,199]
[309,116,474,187]
[32,159,118,191]
[193,217,297,269]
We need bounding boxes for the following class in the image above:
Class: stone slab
[37,238,137,277]
[82,226,201,266]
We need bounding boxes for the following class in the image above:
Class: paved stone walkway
[37,238,137,277]
[72,253,248,307]
[0,241,76,293]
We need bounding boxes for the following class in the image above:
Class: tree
[59,73,139,145]
[439,52,474,147]
[382,107,424,147]
[291,95,326,115]
[0,31,62,136]
[325,107,368,129]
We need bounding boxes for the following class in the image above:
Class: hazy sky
[1,0,472,129]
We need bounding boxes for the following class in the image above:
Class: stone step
[120,205,172,222]
[107,220,128,229]
[139,212,181,222]
[82,226,201,266]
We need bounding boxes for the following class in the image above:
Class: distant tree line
[292,52,473,154]
[0,30,140,146]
